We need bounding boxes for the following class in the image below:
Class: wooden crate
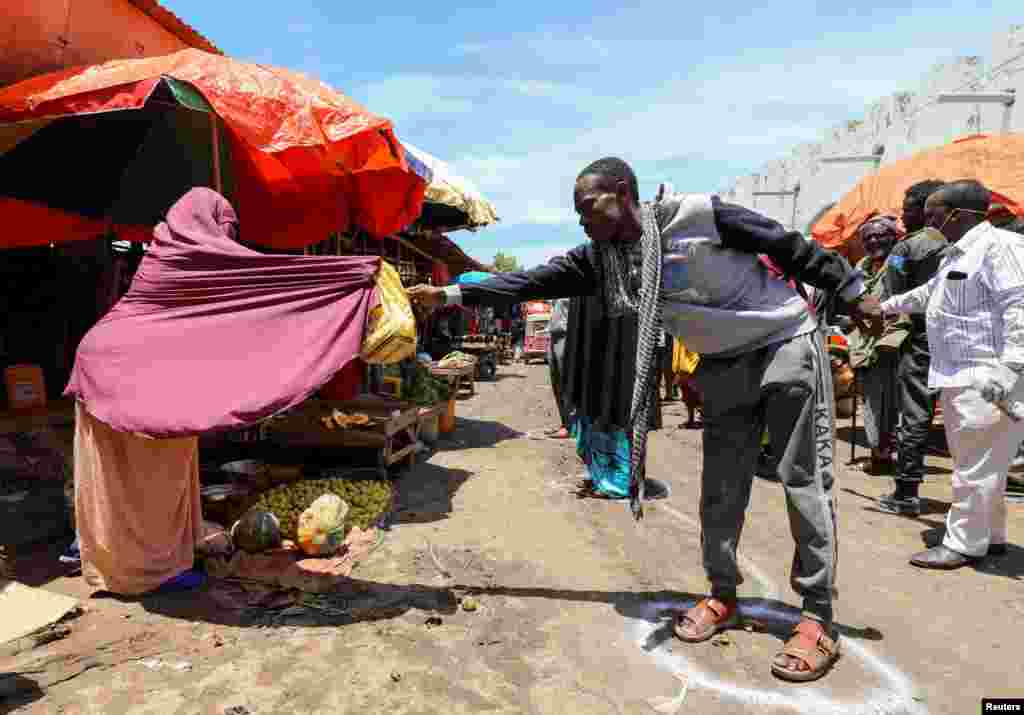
[264,398,421,476]
[429,363,477,397]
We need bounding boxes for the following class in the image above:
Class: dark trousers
[896,335,937,487]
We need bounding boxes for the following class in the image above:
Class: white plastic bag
[951,389,1002,430]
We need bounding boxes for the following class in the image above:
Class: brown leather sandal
[771,619,840,682]
[673,597,738,643]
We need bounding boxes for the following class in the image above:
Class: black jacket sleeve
[712,197,859,298]
[459,243,600,308]
[883,241,910,298]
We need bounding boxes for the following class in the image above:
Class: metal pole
[211,114,223,194]
[790,185,801,232]
[849,372,858,464]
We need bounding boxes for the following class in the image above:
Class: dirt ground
[2,363,1022,715]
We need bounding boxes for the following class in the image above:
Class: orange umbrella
[811,134,1024,255]
[0,48,426,250]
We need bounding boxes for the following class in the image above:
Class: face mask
[931,208,988,233]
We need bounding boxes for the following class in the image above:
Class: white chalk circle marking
[638,501,928,714]
[630,600,927,715]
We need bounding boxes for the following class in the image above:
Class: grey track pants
[693,332,838,625]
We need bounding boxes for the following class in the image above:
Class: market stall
[522,301,552,363]
[0,54,503,591]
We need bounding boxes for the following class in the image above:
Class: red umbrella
[0,48,426,249]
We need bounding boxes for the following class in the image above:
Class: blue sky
[165,1,1018,268]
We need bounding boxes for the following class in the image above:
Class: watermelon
[231,509,283,553]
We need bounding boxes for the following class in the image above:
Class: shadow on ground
[131,578,890,644]
[433,417,524,451]
[390,462,474,527]
[835,424,949,458]
[843,487,1024,580]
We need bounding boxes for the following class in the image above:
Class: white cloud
[353,31,997,240]
[355,73,611,124]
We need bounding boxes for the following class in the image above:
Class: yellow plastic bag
[672,339,700,375]
[360,261,416,364]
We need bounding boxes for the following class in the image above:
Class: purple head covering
[160,187,239,246]
[856,214,904,241]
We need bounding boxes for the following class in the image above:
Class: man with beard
[877,180,947,515]
[409,157,871,682]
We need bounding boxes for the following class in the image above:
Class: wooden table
[264,397,421,477]
[429,363,477,397]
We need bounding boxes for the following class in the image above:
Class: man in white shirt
[861,180,1024,569]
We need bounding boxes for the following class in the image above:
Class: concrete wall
[724,26,1024,234]
[1,0,188,88]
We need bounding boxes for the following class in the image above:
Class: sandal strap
[702,598,730,620]
[682,597,733,627]
[784,622,837,663]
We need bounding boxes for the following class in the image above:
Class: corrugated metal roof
[127,0,222,55]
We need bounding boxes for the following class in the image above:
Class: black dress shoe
[909,545,978,570]
[879,491,921,516]
[643,478,670,500]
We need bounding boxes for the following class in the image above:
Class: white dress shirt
[881,222,1024,389]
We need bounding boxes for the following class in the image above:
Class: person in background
[845,216,904,474]
[511,304,526,361]
[863,180,1021,568]
[429,303,467,359]
[544,297,573,439]
[657,328,678,402]
[877,180,948,515]
[672,338,703,428]
[560,292,665,500]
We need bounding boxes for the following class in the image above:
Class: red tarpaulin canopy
[0,48,426,250]
[811,134,1024,257]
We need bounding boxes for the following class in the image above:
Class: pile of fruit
[404,362,452,406]
[248,477,393,540]
[438,351,476,369]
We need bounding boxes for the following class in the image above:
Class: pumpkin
[231,509,283,553]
